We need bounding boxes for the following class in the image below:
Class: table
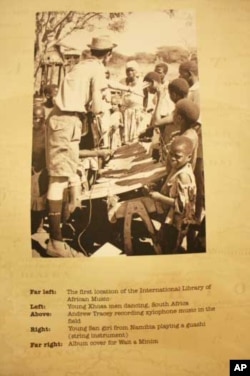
[79,142,167,201]
[78,143,167,255]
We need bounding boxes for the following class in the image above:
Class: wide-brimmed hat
[87,36,117,50]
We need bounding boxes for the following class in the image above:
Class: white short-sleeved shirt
[55,58,107,113]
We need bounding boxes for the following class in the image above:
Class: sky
[60,10,197,56]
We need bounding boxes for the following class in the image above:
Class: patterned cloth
[121,78,145,143]
[160,163,197,231]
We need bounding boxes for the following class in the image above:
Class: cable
[77,170,98,256]
[77,118,106,256]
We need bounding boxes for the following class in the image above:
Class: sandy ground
[31,214,163,258]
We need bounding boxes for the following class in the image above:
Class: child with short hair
[168,78,190,104]
[168,98,199,170]
[149,135,197,253]
[146,78,190,162]
[151,78,190,126]
[179,61,200,106]
[169,99,204,235]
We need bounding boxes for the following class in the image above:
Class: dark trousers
[158,223,179,254]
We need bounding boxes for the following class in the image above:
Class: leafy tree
[34,11,129,78]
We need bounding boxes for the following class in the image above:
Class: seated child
[149,136,197,253]
[172,98,203,226]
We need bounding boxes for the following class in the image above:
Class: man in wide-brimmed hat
[87,36,117,50]
[45,35,117,257]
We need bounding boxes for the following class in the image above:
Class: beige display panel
[0,1,250,375]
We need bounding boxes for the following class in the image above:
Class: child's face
[168,89,178,103]
[154,67,166,82]
[126,68,137,83]
[179,68,192,86]
[111,103,119,111]
[147,80,160,94]
[169,144,191,169]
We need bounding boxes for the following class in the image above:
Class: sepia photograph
[31,10,205,257]
[1,1,250,375]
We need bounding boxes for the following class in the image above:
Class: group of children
[31,57,205,255]
[141,60,204,253]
